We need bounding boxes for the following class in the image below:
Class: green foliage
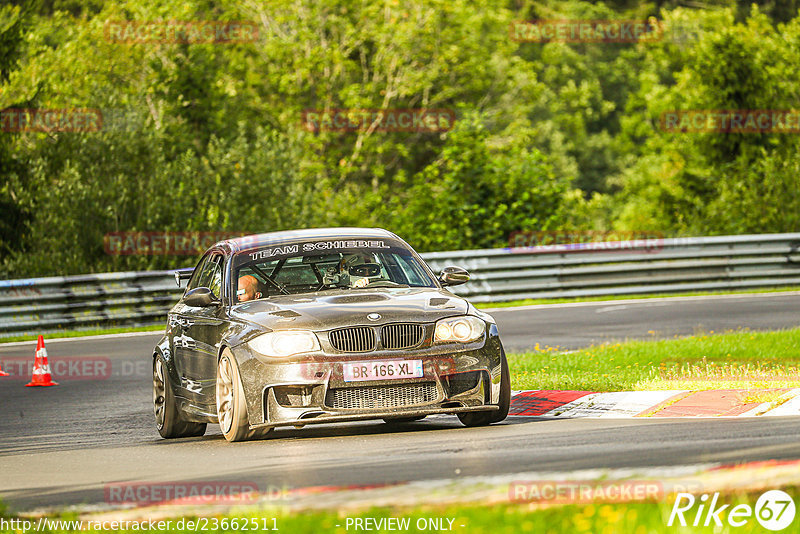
[1,0,800,277]
[514,1,645,195]
[4,124,312,274]
[390,115,572,251]
[0,2,36,260]
[611,7,800,234]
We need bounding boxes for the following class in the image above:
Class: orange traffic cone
[25,335,58,387]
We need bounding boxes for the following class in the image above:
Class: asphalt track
[1,292,799,512]
[489,291,800,351]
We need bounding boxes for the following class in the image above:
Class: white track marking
[761,389,800,416]
[0,330,162,348]
[482,290,800,313]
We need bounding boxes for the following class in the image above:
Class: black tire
[216,349,271,442]
[153,355,207,439]
[489,347,511,423]
[383,415,427,424]
[458,348,510,427]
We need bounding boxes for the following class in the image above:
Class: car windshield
[232,240,436,302]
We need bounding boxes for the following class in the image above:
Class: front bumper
[231,325,504,430]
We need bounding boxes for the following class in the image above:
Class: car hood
[229,287,469,331]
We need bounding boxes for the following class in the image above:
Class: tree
[0,2,37,261]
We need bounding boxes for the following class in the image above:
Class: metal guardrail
[0,272,181,336]
[2,233,800,337]
[424,233,800,302]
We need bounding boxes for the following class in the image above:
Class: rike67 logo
[668,490,796,531]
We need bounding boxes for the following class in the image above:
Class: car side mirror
[183,287,220,307]
[438,266,470,287]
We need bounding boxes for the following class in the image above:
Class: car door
[174,252,227,407]
[170,253,211,389]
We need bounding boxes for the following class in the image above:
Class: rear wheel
[153,355,207,439]
[458,348,510,427]
[216,349,271,442]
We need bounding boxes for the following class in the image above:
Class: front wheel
[458,348,510,427]
[153,355,207,439]
[216,349,271,442]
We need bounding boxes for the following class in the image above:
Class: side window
[187,254,212,291]
[186,253,223,298]
[207,257,223,298]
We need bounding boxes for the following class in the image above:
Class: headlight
[434,316,485,344]
[248,331,320,358]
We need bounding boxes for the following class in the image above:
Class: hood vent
[269,310,301,318]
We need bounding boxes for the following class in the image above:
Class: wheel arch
[153,342,180,391]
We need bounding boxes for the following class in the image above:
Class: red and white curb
[510,388,800,418]
[63,459,800,521]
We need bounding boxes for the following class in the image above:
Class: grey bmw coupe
[152,227,510,441]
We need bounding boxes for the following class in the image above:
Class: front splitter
[251,404,499,430]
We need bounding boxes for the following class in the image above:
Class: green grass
[0,324,164,344]
[2,488,797,533]
[475,286,800,309]
[508,328,800,391]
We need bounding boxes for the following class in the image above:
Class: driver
[321,252,381,288]
[341,252,381,287]
[237,275,262,302]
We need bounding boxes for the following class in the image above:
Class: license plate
[343,360,424,382]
